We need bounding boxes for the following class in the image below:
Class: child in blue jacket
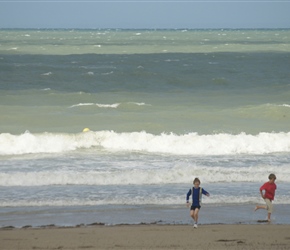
[186,177,210,228]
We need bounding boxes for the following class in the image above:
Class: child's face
[269,178,276,184]
[194,181,200,188]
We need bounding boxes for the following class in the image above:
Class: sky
[0,0,290,29]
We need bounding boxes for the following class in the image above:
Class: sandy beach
[1,224,290,250]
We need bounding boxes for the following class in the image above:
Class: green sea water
[1,29,290,227]
[1,29,290,134]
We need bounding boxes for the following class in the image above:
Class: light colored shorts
[265,198,273,214]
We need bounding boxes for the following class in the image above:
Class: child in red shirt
[255,173,277,222]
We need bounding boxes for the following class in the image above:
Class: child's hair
[268,173,276,180]
[193,177,201,184]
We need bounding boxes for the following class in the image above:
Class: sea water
[0,29,290,227]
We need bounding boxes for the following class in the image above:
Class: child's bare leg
[267,213,271,222]
[190,210,195,221]
[255,205,267,211]
[194,208,199,224]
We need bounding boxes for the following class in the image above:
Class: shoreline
[0,219,286,230]
[1,203,289,229]
[1,224,290,250]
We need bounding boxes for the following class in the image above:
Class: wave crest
[1,131,290,156]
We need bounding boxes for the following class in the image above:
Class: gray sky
[0,1,290,29]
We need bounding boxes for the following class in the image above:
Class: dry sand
[1,224,290,250]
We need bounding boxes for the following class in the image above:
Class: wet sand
[1,224,290,250]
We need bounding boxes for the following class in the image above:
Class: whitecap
[165,59,180,62]
[41,72,52,76]
[69,103,120,108]
[69,103,94,108]
[1,131,290,158]
[281,104,290,108]
[96,103,120,108]
[127,102,151,106]
[101,71,114,75]
[7,47,18,50]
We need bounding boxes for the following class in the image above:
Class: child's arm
[186,189,191,204]
[202,188,210,197]
[260,189,265,199]
[259,183,266,199]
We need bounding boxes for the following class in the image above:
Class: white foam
[1,131,290,156]
[281,104,290,108]
[97,131,290,155]
[0,160,289,186]
[96,103,120,108]
[7,47,18,50]
[68,102,150,108]
[101,71,114,75]
[41,72,52,76]
[0,194,289,207]
[69,103,94,108]
[127,102,151,106]
[264,103,290,108]
[68,103,120,108]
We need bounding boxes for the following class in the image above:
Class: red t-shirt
[260,181,277,200]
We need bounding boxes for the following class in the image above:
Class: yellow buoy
[82,128,90,132]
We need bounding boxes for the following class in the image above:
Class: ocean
[0,29,290,227]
